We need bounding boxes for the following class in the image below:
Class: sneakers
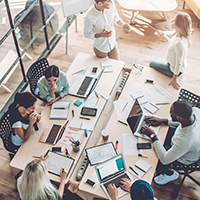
[154,170,179,185]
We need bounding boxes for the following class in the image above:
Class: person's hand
[156,30,165,38]
[140,126,155,137]
[169,79,180,90]
[119,178,132,192]
[122,23,130,33]
[29,111,38,125]
[99,29,112,38]
[50,83,57,93]
[40,153,49,161]
[144,116,165,126]
[107,183,118,200]
[60,168,68,182]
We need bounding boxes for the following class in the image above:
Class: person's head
[95,0,112,10]
[17,159,60,200]
[9,92,37,113]
[171,12,192,39]
[130,180,154,200]
[170,101,193,122]
[44,65,59,87]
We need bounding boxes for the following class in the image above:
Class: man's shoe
[154,170,179,185]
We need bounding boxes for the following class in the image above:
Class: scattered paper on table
[68,120,95,131]
[96,89,110,100]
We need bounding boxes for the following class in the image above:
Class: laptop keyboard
[103,173,130,190]
[77,76,93,95]
[138,115,150,133]
[46,124,61,144]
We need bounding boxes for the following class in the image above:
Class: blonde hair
[17,159,61,200]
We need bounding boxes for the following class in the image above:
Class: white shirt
[153,107,200,165]
[166,35,188,75]
[84,1,121,53]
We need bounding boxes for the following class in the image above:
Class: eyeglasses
[133,64,144,75]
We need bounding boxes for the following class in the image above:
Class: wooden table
[116,0,177,24]
[10,52,124,183]
[79,66,181,199]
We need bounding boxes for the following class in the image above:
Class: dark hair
[172,100,192,119]
[95,0,106,3]
[9,92,37,110]
[44,65,59,79]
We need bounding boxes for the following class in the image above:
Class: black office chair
[0,111,17,158]
[171,88,200,199]
[27,58,49,102]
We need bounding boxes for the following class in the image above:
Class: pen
[54,107,66,110]
[84,129,88,137]
[94,90,99,98]
[121,102,128,113]
[72,109,74,117]
[138,154,148,158]
[80,116,90,120]
[118,120,128,126]
[129,166,139,176]
[32,156,40,159]
[135,164,146,173]
[155,102,170,105]
[115,141,118,150]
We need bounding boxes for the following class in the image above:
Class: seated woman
[107,178,154,200]
[8,92,41,150]
[17,154,82,200]
[37,65,70,106]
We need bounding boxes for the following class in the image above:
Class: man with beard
[141,101,200,185]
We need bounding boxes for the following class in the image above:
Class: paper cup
[101,129,109,140]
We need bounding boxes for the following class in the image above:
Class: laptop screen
[127,99,143,133]
[96,154,125,181]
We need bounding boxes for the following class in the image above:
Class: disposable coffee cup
[101,129,109,140]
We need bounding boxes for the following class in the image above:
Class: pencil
[121,102,128,113]
[32,156,40,159]
[72,68,85,75]
[155,102,170,105]
[95,97,100,106]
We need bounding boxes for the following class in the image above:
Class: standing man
[84,0,130,60]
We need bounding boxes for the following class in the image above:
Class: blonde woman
[149,12,192,90]
[17,155,82,200]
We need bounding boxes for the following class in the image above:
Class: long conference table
[10,52,124,183]
[78,66,181,199]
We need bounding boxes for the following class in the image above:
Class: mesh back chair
[172,88,200,199]
[27,58,49,102]
[0,111,17,156]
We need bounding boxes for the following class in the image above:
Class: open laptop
[69,69,104,98]
[127,99,160,140]
[95,154,134,200]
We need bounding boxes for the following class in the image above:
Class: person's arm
[107,183,118,200]
[168,74,180,90]
[57,168,68,197]
[144,116,168,126]
[156,30,170,42]
[116,20,130,33]
[84,15,96,39]
[57,72,70,98]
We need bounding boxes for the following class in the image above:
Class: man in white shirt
[141,101,200,185]
[84,0,130,60]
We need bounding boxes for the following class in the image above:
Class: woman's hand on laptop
[107,183,118,200]
[119,178,132,192]
[144,116,167,126]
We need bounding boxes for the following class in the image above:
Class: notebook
[69,69,104,98]
[95,154,134,200]
[127,99,160,140]
[39,120,68,145]
[45,150,74,177]
[50,101,70,119]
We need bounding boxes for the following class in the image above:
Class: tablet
[45,150,74,177]
[85,142,117,166]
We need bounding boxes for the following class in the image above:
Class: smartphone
[51,147,63,152]
[84,179,96,187]
[81,107,97,117]
[137,143,151,150]
[92,67,97,74]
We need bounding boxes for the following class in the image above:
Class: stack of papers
[50,101,70,119]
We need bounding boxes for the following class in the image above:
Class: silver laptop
[69,69,104,98]
[127,99,160,140]
[95,154,134,200]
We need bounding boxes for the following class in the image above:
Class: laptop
[127,99,160,140]
[39,120,68,145]
[69,69,104,98]
[95,154,134,200]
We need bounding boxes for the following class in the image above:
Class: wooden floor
[0,0,200,199]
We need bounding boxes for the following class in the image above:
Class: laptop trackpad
[117,187,128,198]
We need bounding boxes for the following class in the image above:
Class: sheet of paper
[146,83,172,102]
[60,127,84,145]
[68,120,95,131]
[83,98,98,107]
[96,89,110,100]
[101,60,113,72]
[113,99,133,121]
[50,101,70,119]
[122,133,141,155]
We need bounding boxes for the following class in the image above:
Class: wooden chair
[27,58,49,102]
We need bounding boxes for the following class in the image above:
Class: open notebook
[50,101,70,119]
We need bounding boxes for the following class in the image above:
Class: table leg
[158,12,167,21]
[130,10,140,24]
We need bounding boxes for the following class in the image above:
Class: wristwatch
[150,133,156,139]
